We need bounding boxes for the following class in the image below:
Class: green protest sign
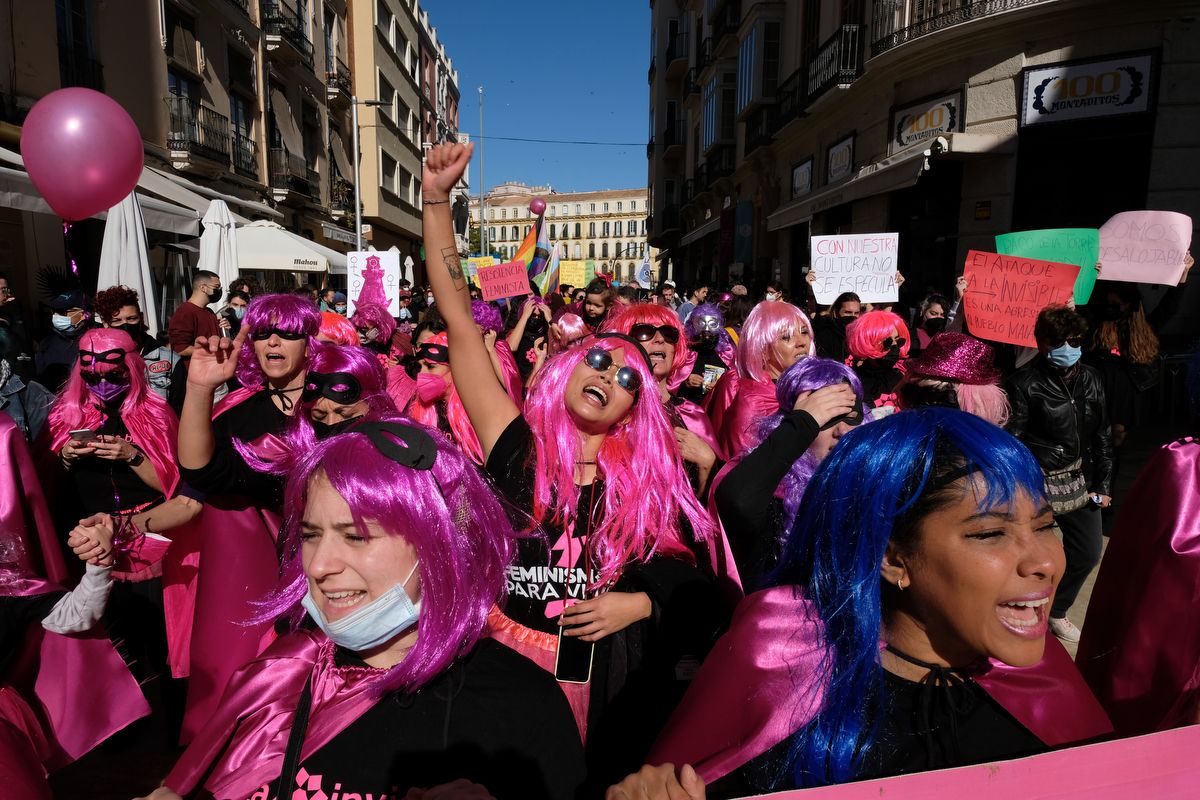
[995,228,1100,304]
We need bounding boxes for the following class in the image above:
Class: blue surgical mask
[233,306,246,320]
[51,313,75,332]
[1046,343,1082,368]
[301,561,421,652]
[334,304,346,315]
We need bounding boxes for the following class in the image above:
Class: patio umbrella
[198,199,240,293]
[97,191,159,336]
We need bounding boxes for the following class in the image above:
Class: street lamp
[351,95,386,252]
[604,243,641,281]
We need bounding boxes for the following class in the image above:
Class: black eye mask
[79,348,125,368]
[303,371,363,404]
[416,342,450,364]
[251,327,306,341]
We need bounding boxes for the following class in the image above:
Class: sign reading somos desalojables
[1021,52,1154,126]
[809,233,900,304]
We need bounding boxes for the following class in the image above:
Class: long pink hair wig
[406,332,485,464]
[602,303,691,385]
[846,310,911,360]
[235,294,321,387]
[551,313,588,354]
[49,328,180,496]
[523,335,713,585]
[263,418,520,695]
[737,301,815,383]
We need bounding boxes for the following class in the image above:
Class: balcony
[331,177,354,219]
[326,56,351,104]
[665,32,689,80]
[262,1,315,69]
[269,147,316,199]
[166,96,231,169]
[707,145,736,183]
[771,68,806,134]
[647,56,656,84]
[661,204,681,234]
[697,37,714,73]
[744,106,773,157]
[872,0,1049,57]
[646,137,656,160]
[663,120,686,159]
[712,1,742,49]
[684,67,700,97]
[59,51,104,91]
[681,178,697,207]
[232,132,259,180]
[806,24,863,106]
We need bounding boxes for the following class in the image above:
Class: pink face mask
[415,372,448,403]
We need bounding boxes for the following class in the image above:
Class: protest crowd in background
[5,140,1200,800]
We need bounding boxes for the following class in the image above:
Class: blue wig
[771,407,1046,787]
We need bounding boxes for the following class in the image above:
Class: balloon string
[62,221,78,275]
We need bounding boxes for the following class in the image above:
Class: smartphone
[69,428,97,443]
[554,624,595,684]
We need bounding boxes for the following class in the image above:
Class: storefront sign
[826,134,855,184]
[1021,53,1154,126]
[962,250,1079,348]
[1098,210,1193,285]
[889,91,962,154]
[995,228,1100,304]
[791,159,813,199]
[477,259,531,301]
[809,232,900,304]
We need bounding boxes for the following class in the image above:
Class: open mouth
[582,384,609,407]
[648,350,668,366]
[321,588,367,615]
[265,353,286,363]
[995,595,1049,637]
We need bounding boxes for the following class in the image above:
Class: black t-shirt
[291,639,585,800]
[485,415,602,633]
[677,343,730,404]
[179,390,289,505]
[70,406,165,514]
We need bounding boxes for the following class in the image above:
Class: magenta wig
[523,335,713,585]
[350,302,397,343]
[406,332,485,464]
[236,294,321,387]
[737,301,815,383]
[318,311,359,346]
[264,417,520,695]
[846,310,910,360]
[551,313,588,354]
[471,300,504,334]
[49,328,180,497]
[601,303,691,385]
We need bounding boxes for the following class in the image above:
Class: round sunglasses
[584,346,642,393]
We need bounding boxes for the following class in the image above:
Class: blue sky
[421,0,650,194]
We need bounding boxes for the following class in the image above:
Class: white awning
[678,214,720,247]
[138,167,250,223]
[236,220,347,273]
[144,166,283,220]
[269,88,305,157]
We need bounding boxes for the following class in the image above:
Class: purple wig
[471,300,504,334]
[684,302,734,351]
[737,301,815,383]
[350,302,397,343]
[523,335,714,585]
[750,357,864,535]
[263,416,520,695]
[236,294,321,387]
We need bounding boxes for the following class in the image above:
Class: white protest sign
[1098,211,1193,286]
[347,249,402,317]
[809,233,900,304]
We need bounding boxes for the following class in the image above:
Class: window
[631,200,637,211]
[588,244,596,258]
[488,227,496,241]
[616,241,623,258]
[380,151,397,194]
[498,227,506,241]
[489,209,495,220]
[602,243,609,258]
[396,98,412,139]
[561,204,568,215]
[590,203,596,213]
[574,222,581,238]
[603,202,610,212]
[550,224,556,238]
[524,225,531,237]
[588,222,596,237]
[617,201,623,211]
[628,220,637,236]
[602,222,610,236]
[738,21,782,113]
[737,27,756,114]
[375,0,392,41]
[511,225,518,239]
[639,243,646,257]
[702,72,736,151]
[501,208,507,219]
[377,73,395,123]
[641,220,647,235]
[397,166,412,203]
[573,244,582,259]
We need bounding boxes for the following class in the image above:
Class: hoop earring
[896,578,905,591]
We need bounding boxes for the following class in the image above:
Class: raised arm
[423,143,519,459]
[178,327,247,470]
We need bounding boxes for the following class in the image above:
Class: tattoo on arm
[441,246,465,283]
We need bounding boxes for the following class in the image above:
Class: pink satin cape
[649,586,1112,783]
[697,459,744,606]
[386,365,417,413]
[715,378,779,459]
[166,629,386,800]
[0,417,150,769]
[178,389,285,742]
[673,397,726,463]
[1076,438,1200,736]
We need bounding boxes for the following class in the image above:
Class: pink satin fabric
[703,370,739,447]
[0,687,52,798]
[494,340,525,403]
[386,365,417,412]
[699,460,745,606]
[715,378,779,459]
[650,586,1112,783]
[167,630,385,800]
[162,519,202,678]
[0,417,69,587]
[1076,438,1200,736]
[673,397,726,463]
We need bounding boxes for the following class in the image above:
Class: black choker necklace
[575,459,596,465]
[266,384,304,412]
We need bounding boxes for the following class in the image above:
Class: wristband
[422,198,450,205]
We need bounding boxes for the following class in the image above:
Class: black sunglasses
[1049,336,1084,348]
[629,323,680,345]
[303,371,363,405]
[881,336,907,351]
[81,369,129,386]
[251,327,307,341]
[584,347,642,393]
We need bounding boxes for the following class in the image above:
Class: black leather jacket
[1005,357,1114,495]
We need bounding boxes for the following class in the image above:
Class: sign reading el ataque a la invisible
[962,250,1079,349]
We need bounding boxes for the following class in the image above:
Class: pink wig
[318,311,359,346]
[406,333,485,464]
[523,335,714,585]
[602,303,691,385]
[551,313,588,354]
[471,300,504,334]
[955,382,1011,427]
[350,302,397,342]
[846,310,911,360]
[234,342,397,473]
[263,417,520,695]
[49,328,180,497]
[737,301,815,383]
[236,294,321,387]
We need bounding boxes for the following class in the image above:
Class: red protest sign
[477,259,531,302]
[962,250,1079,348]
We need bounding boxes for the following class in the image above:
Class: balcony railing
[663,120,686,153]
[269,147,315,196]
[233,132,258,179]
[697,37,714,72]
[166,96,231,161]
[326,55,351,97]
[681,178,696,206]
[807,24,863,105]
[712,1,742,45]
[707,145,736,183]
[772,68,806,133]
[60,51,104,92]
[872,0,1049,56]
[666,32,688,65]
[744,106,773,156]
[684,67,700,96]
[262,1,315,68]
[331,177,354,214]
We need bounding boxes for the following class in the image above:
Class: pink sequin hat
[907,332,1002,385]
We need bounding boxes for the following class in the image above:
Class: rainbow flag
[527,214,552,279]
[535,242,562,296]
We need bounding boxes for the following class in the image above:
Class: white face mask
[766,292,781,302]
[301,561,421,652]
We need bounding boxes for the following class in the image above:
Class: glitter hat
[906,332,1002,386]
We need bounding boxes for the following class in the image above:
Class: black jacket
[1005,357,1114,495]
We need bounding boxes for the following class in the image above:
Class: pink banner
[1098,210,1193,286]
[477,259,531,301]
[748,725,1200,799]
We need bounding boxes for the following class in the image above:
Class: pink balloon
[21,88,144,222]
[529,197,546,216]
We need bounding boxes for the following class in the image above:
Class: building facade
[470,183,657,284]
[647,0,1200,316]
